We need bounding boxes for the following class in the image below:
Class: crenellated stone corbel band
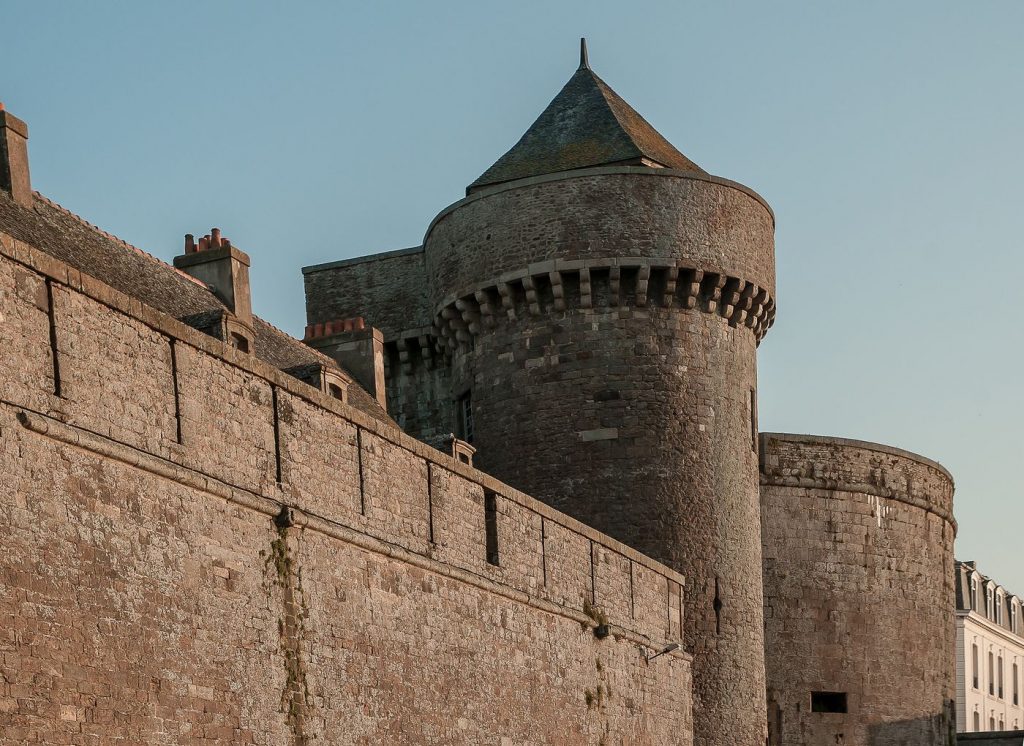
[431,257,776,354]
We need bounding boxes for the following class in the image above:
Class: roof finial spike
[579,37,590,70]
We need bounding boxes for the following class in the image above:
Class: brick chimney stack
[0,103,32,207]
[174,229,253,322]
[174,229,255,351]
[304,318,387,410]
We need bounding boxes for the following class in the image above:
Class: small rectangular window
[810,691,847,713]
[484,490,499,566]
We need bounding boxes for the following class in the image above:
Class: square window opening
[810,691,847,714]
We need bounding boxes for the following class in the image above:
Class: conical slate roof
[469,41,705,192]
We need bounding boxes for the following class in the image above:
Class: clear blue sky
[4,2,1023,589]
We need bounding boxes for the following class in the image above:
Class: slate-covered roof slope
[0,189,390,423]
[469,62,705,192]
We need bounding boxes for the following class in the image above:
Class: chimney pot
[173,227,253,332]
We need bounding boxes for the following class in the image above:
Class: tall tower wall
[425,167,776,746]
[760,433,957,745]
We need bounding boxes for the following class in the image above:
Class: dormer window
[997,593,1003,624]
[972,577,979,610]
[322,369,349,404]
[987,587,995,619]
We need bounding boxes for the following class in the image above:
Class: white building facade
[956,560,1024,732]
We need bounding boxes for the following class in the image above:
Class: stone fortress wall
[298,45,962,746]
[420,166,775,746]
[760,433,957,746]
[0,229,693,744]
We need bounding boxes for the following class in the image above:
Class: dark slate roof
[469,61,705,192]
[0,189,390,423]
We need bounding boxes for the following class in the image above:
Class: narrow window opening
[426,462,435,544]
[973,711,979,731]
[972,644,979,689]
[1014,662,1018,705]
[457,391,474,443]
[999,655,1004,699]
[327,382,344,401]
[169,339,183,443]
[484,490,499,566]
[990,651,995,695]
[356,428,366,515]
[45,279,62,396]
[271,386,283,485]
[540,516,547,586]
[712,578,723,635]
[810,691,847,713]
[749,388,757,452]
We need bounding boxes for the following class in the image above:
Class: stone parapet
[759,432,956,531]
[423,168,776,311]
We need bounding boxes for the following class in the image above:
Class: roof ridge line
[584,69,648,162]
[32,191,210,290]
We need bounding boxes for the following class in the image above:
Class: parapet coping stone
[423,165,775,243]
[759,431,954,485]
[0,227,686,590]
[302,245,424,275]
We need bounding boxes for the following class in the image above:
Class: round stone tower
[760,433,957,745]
[424,43,776,745]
